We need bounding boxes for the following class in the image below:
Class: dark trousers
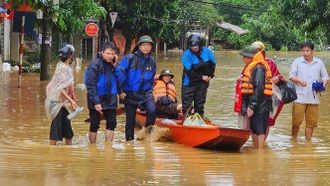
[250,111,269,135]
[125,99,156,141]
[181,81,209,116]
[89,109,117,132]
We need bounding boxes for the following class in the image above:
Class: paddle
[84,107,125,122]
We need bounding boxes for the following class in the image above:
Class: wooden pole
[18,16,25,88]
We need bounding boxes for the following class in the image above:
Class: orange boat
[136,113,251,151]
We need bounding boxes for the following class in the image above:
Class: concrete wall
[10,32,19,62]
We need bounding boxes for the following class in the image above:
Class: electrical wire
[187,0,268,12]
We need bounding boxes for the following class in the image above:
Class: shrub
[280,45,289,52]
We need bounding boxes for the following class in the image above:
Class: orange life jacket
[153,79,177,102]
[240,52,273,96]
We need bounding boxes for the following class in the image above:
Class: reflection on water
[1,51,330,185]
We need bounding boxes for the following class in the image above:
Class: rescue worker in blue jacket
[181,34,216,118]
[85,42,119,143]
[116,35,157,141]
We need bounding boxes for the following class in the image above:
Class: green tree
[102,0,183,53]
[8,0,105,80]
[212,0,306,50]
[276,0,330,45]
[9,0,105,34]
[57,0,105,36]
[180,0,221,32]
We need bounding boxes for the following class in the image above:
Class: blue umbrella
[0,7,6,14]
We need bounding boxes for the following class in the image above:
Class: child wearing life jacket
[153,69,182,119]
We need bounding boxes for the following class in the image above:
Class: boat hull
[136,113,251,151]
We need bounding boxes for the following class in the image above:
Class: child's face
[102,48,116,63]
[162,75,172,83]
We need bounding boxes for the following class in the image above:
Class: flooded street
[1,51,330,185]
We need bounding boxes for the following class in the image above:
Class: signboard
[85,23,99,37]
[13,11,34,33]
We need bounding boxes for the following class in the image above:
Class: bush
[212,44,222,51]
[8,59,18,66]
[7,47,58,73]
[280,45,289,52]
[26,48,40,64]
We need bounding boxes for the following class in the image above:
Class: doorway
[82,38,93,61]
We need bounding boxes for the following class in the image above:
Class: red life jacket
[234,79,242,113]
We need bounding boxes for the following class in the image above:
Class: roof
[216,21,249,35]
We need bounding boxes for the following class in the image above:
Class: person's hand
[94,104,102,113]
[71,93,76,101]
[298,80,307,87]
[70,100,78,111]
[68,85,76,101]
[119,93,126,100]
[154,96,158,103]
[110,55,119,67]
[247,107,254,117]
[177,104,183,112]
[202,75,210,82]
[273,76,279,84]
[202,75,208,81]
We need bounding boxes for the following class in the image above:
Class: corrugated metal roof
[216,21,249,35]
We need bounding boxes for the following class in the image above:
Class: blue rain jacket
[115,49,157,104]
[84,56,118,110]
[182,47,216,86]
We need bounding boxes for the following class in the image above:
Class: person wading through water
[239,46,272,149]
[181,33,216,120]
[116,35,157,141]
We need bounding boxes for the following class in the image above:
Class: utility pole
[39,15,52,81]
[40,0,58,81]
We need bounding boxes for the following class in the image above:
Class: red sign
[85,23,99,36]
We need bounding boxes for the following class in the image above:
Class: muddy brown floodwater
[1,51,330,185]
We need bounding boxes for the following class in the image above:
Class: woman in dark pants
[116,36,157,141]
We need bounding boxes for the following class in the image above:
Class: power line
[187,0,268,12]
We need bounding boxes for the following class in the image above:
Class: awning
[0,7,8,18]
[3,3,32,20]
[216,21,249,35]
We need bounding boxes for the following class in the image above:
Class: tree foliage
[276,0,330,45]
[8,0,105,36]
[180,0,221,33]
[102,0,184,53]
[57,0,106,36]
[8,0,330,51]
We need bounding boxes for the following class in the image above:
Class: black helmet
[59,44,75,61]
[187,34,203,49]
